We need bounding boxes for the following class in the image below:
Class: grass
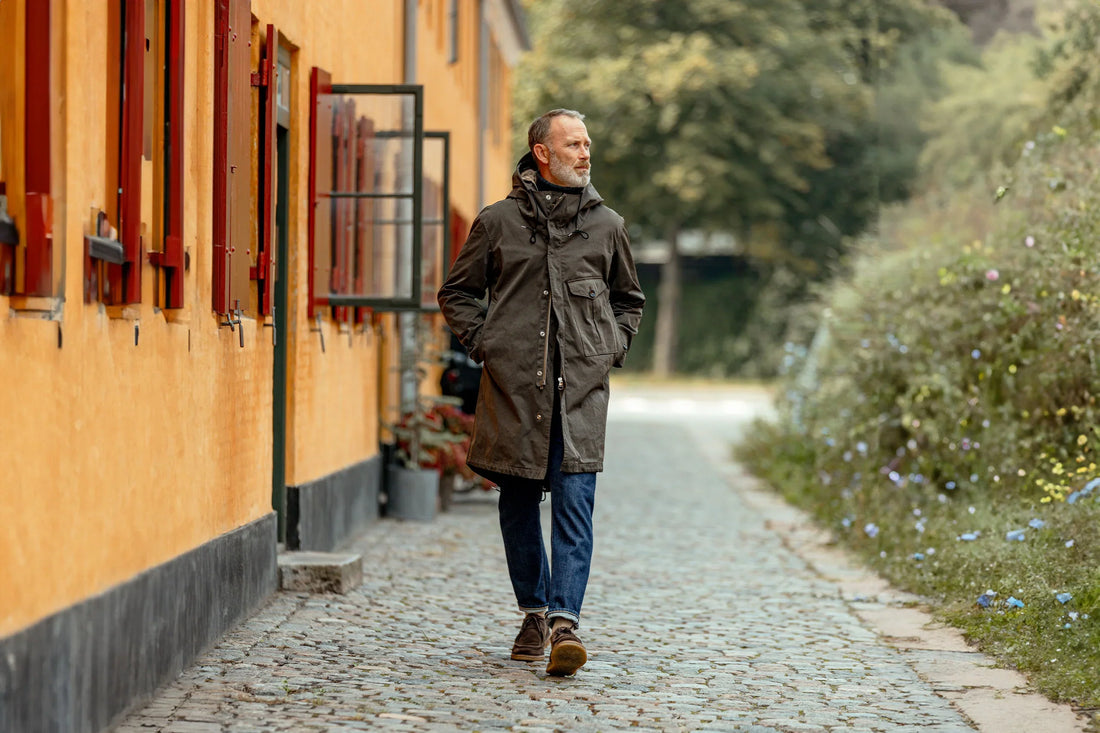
[738,423,1100,715]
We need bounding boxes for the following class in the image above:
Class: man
[438,109,645,676]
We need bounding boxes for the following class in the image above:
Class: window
[0,0,53,298]
[149,0,187,308]
[420,132,451,310]
[309,74,425,316]
[87,0,185,307]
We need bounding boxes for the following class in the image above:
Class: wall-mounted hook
[311,313,326,353]
[57,322,62,349]
[220,301,244,348]
[262,305,277,347]
[236,305,244,348]
[134,322,139,346]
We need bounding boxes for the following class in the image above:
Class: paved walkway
[116,383,1082,732]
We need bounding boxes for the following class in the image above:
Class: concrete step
[277,551,363,594]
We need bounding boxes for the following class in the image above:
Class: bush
[740,120,1100,709]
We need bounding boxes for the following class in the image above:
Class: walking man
[438,109,645,676]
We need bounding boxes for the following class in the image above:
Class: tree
[515,0,965,376]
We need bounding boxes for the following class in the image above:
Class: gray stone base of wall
[0,512,277,733]
[286,454,381,552]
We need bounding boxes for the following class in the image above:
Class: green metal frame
[312,83,424,311]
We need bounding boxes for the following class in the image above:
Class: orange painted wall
[0,0,523,639]
[0,0,273,638]
[484,35,517,205]
[249,0,404,486]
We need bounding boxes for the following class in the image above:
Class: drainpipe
[477,0,488,209]
[399,0,419,412]
[404,0,417,84]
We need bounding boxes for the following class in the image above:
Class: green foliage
[918,32,1049,191]
[874,26,981,201]
[739,79,1100,705]
[623,262,819,379]
[1034,0,1100,122]
[516,0,986,381]
[515,0,962,275]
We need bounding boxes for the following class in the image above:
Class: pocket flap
[566,278,607,299]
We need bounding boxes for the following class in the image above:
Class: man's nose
[579,147,590,160]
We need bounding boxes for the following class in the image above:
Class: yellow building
[0,1,527,729]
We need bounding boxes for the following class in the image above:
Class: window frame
[87,0,187,307]
[109,0,146,305]
[308,77,425,315]
[146,0,187,309]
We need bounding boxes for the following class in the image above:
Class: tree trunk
[652,225,681,378]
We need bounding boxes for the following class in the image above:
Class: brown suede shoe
[510,613,550,661]
[546,624,587,676]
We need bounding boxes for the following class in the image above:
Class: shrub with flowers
[392,400,494,491]
[740,119,1100,709]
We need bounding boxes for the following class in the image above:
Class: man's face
[539,116,591,187]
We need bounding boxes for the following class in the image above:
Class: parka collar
[508,152,604,223]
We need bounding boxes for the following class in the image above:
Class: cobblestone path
[118,384,980,732]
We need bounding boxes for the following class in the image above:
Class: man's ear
[533,143,551,166]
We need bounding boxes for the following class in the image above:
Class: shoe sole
[510,651,546,661]
[546,641,587,676]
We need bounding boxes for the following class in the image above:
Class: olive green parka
[438,153,645,480]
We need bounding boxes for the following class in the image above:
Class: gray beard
[549,151,591,187]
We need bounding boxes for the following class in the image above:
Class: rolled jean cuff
[518,605,548,615]
[547,609,579,626]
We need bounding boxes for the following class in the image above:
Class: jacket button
[589,290,596,298]
[543,290,549,296]
[539,331,545,337]
[536,414,543,422]
[536,370,543,377]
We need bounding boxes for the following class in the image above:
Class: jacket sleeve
[608,221,646,368]
[438,216,492,363]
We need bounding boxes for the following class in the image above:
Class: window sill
[7,295,60,316]
[104,305,142,321]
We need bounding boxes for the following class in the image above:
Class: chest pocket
[566,277,619,357]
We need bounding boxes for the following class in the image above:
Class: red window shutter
[307,67,333,319]
[213,0,251,315]
[160,0,187,308]
[22,0,52,297]
[252,23,278,316]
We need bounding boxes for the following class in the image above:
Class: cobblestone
[118,386,991,731]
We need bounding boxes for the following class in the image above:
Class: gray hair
[527,109,585,151]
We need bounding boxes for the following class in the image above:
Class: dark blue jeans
[497,411,596,626]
